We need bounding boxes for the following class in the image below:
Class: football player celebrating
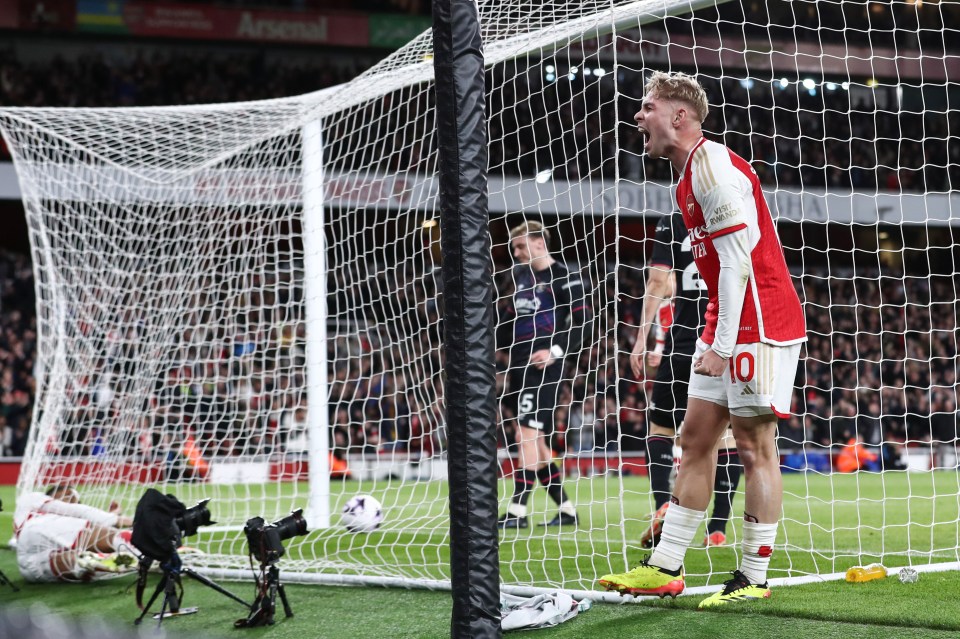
[600,71,806,608]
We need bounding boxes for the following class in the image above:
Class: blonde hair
[644,71,709,123]
[509,220,551,243]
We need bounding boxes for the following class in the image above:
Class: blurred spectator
[2,1,958,194]
[567,396,597,454]
[834,435,879,473]
[0,235,957,469]
[0,45,367,114]
[1,0,959,469]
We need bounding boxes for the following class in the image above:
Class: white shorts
[16,514,89,582]
[688,339,801,418]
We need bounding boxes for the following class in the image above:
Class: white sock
[739,521,778,584]
[559,501,576,517]
[507,503,528,518]
[649,503,705,571]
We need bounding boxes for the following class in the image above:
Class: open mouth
[638,126,650,149]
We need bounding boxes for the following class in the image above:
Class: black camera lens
[175,498,214,537]
[271,509,308,542]
[243,509,308,565]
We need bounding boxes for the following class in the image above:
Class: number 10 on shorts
[728,352,755,384]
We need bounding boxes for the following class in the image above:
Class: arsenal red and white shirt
[675,137,806,351]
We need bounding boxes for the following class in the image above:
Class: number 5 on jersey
[518,392,536,416]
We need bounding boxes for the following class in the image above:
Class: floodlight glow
[545,64,555,73]
[594,67,606,77]
[802,78,816,90]
[826,82,838,91]
[841,81,850,90]
[779,78,789,88]
[535,170,553,184]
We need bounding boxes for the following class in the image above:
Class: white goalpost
[1,0,958,599]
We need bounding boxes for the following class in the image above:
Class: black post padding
[432,1,501,638]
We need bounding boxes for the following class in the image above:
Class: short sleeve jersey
[510,261,586,364]
[648,209,705,353]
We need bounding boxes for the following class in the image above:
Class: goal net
[1,0,958,597]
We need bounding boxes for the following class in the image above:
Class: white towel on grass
[500,591,592,631]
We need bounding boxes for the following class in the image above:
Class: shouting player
[600,71,806,608]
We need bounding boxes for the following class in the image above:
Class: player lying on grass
[13,484,138,582]
[599,70,806,608]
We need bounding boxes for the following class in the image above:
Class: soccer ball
[340,494,384,533]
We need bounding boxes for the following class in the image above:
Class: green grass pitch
[0,471,958,638]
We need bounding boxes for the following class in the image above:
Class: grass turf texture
[0,472,958,638]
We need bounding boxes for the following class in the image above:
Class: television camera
[235,509,308,627]
[0,499,18,592]
[131,489,250,628]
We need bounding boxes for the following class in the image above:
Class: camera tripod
[135,556,251,628]
[0,568,18,592]
[0,500,16,591]
[236,561,293,627]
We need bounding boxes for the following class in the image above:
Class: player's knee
[737,446,758,474]
[736,437,777,473]
[677,429,714,457]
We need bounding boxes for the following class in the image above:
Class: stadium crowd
[2,1,958,192]
[1,0,958,467]
[0,250,35,458]
[1,236,957,471]
[486,66,957,194]
[547,259,960,464]
[0,46,366,115]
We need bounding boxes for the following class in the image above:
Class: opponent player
[600,71,806,607]
[633,209,743,549]
[14,485,136,582]
[497,220,592,528]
